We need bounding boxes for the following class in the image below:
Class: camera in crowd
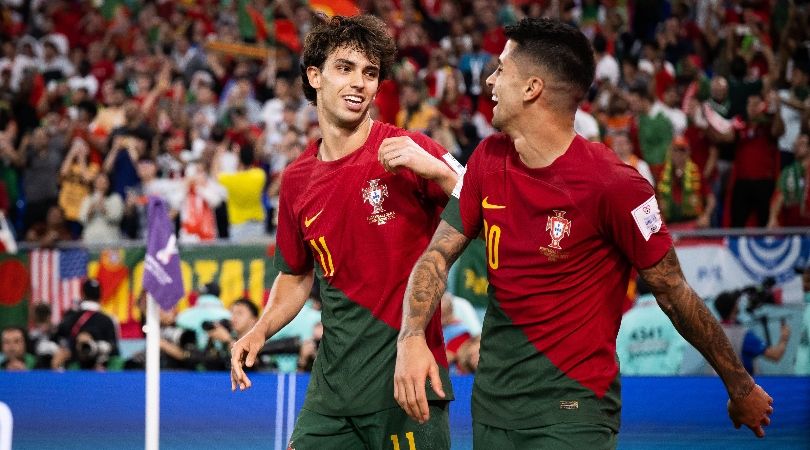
[75,335,113,368]
[161,326,197,348]
[740,276,782,314]
[201,319,232,332]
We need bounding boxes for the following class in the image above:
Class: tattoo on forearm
[640,248,754,400]
[400,222,470,340]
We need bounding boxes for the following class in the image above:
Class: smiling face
[307,46,380,130]
[486,40,526,132]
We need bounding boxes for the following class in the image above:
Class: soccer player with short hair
[395,18,775,448]
[230,15,460,449]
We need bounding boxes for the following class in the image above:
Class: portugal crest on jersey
[546,210,571,250]
[362,179,396,225]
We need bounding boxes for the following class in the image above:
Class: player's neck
[318,114,373,162]
[510,112,576,169]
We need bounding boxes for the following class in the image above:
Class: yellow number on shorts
[484,219,501,270]
[309,236,335,276]
[390,431,416,450]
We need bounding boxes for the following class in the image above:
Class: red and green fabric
[274,121,455,415]
[443,133,672,430]
[0,254,29,330]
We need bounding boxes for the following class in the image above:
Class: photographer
[53,279,120,370]
[714,289,791,375]
[200,298,262,371]
[125,291,199,370]
[1,326,36,371]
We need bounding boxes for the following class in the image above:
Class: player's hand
[379,136,448,180]
[394,335,445,424]
[727,384,773,438]
[230,328,266,391]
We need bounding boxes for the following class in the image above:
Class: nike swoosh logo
[481,196,506,209]
[304,209,324,228]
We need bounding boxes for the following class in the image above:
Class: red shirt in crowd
[734,122,780,180]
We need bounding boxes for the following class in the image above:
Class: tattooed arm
[640,248,774,438]
[395,221,472,423]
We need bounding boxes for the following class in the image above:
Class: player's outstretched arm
[396,221,471,423]
[639,248,773,438]
[231,271,314,391]
[378,136,459,195]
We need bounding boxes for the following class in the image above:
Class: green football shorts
[473,420,617,450]
[288,402,450,450]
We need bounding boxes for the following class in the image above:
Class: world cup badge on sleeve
[362,179,396,225]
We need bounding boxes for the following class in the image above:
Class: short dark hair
[714,291,740,321]
[300,15,396,105]
[504,18,595,105]
[239,143,255,167]
[1,326,28,352]
[232,298,259,319]
[83,278,101,301]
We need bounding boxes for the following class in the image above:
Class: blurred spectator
[0,0,806,237]
[29,302,59,369]
[201,298,262,371]
[440,292,483,373]
[214,143,266,241]
[616,280,687,375]
[714,290,790,375]
[768,133,810,228]
[777,64,810,168]
[25,204,72,247]
[78,172,124,244]
[574,108,601,142]
[21,125,65,232]
[396,81,439,132]
[455,335,480,374]
[126,291,198,371]
[628,84,674,179]
[58,137,99,237]
[103,100,155,198]
[53,279,121,370]
[1,326,35,371]
[593,33,619,87]
[598,93,635,149]
[180,161,226,243]
[730,92,783,227]
[656,136,715,228]
[175,282,231,350]
[611,132,654,186]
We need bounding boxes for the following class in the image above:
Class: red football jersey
[274,120,456,415]
[443,133,673,430]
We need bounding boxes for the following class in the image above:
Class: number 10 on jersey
[309,236,335,276]
[484,219,501,270]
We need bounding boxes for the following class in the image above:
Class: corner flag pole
[145,293,161,450]
[142,196,184,450]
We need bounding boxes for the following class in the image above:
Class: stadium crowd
[1,0,809,248]
[2,0,810,373]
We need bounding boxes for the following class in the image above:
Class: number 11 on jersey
[390,432,416,450]
[309,236,335,276]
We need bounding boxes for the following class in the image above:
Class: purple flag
[143,196,184,310]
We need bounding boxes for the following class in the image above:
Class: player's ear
[524,76,543,102]
[306,66,322,89]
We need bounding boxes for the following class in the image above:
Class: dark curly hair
[300,15,396,105]
[504,18,595,106]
